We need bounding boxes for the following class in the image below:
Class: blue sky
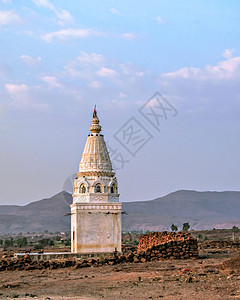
[1,0,240,205]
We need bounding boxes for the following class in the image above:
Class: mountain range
[0,190,240,234]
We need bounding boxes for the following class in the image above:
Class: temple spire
[90,105,101,134]
[71,107,121,254]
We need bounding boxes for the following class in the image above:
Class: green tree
[22,237,27,247]
[64,239,71,246]
[38,238,49,247]
[182,222,190,232]
[49,240,54,246]
[33,243,41,250]
[37,238,54,247]
[4,239,13,248]
[16,237,27,248]
[232,226,239,233]
[171,223,178,232]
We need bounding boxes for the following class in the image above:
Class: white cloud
[41,28,105,42]
[41,76,62,88]
[109,8,121,15]
[5,84,31,107]
[5,83,50,111]
[20,55,42,67]
[121,32,138,41]
[120,62,147,77]
[5,83,29,94]
[162,53,240,81]
[55,9,74,25]
[32,0,54,9]
[156,16,164,24]
[2,0,12,3]
[62,52,148,99]
[63,65,83,78]
[60,52,148,105]
[157,50,240,121]
[96,67,117,77]
[62,52,106,80]
[119,92,126,98]
[104,98,129,109]
[89,81,102,89]
[77,51,105,65]
[32,0,74,25]
[163,66,199,79]
[223,49,235,59]
[0,10,21,27]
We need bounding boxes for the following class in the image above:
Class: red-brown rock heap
[137,231,198,259]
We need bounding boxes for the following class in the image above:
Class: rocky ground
[0,246,240,299]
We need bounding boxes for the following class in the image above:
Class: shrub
[182,223,190,232]
[232,226,239,233]
[171,223,178,232]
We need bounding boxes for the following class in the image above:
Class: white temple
[70,107,122,253]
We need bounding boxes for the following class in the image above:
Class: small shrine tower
[70,107,122,253]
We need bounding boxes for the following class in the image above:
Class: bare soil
[0,247,240,300]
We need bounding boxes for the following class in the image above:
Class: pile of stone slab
[0,254,126,271]
[0,254,80,271]
[199,240,240,249]
[0,232,199,271]
[137,231,198,260]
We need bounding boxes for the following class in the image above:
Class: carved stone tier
[79,134,113,173]
[71,202,122,212]
[72,193,120,204]
[77,171,115,177]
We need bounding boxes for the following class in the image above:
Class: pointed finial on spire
[93,105,97,118]
[90,105,102,133]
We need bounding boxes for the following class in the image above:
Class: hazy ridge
[0,190,240,234]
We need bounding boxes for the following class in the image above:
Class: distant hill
[122,190,240,232]
[0,190,240,234]
[0,191,72,234]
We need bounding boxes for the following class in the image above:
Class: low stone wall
[0,254,129,271]
[137,231,198,260]
[14,252,109,261]
[199,240,240,249]
[0,232,199,272]
[0,245,198,272]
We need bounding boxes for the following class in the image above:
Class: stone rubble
[137,231,199,260]
[0,232,199,272]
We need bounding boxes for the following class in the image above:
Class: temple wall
[71,203,122,253]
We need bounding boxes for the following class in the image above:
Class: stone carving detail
[109,196,118,203]
[73,203,122,211]
[74,195,88,203]
[93,195,104,202]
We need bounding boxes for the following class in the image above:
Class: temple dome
[78,107,114,176]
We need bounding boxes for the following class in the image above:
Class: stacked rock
[0,232,199,272]
[137,231,198,260]
[199,240,240,249]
